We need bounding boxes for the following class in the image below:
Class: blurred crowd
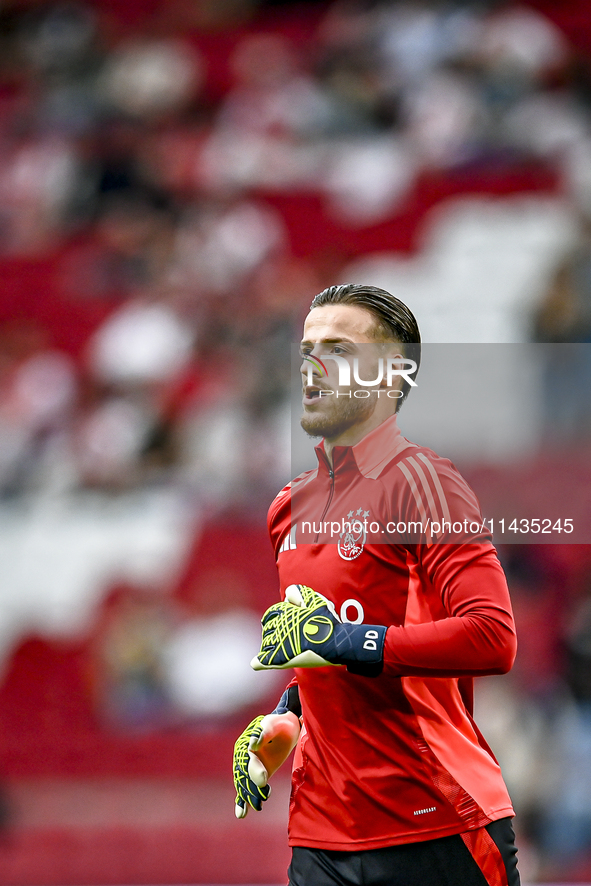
[1,0,591,880]
[1,0,591,501]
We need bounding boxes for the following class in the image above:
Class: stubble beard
[300,391,377,440]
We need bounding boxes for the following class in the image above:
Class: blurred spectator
[18,2,99,78]
[534,215,591,344]
[0,134,81,253]
[402,66,486,168]
[202,32,332,190]
[477,5,568,83]
[90,570,281,728]
[162,566,280,718]
[0,323,77,496]
[379,1,474,85]
[322,134,415,223]
[91,583,176,730]
[58,190,178,301]
[537,589,591,878]
[171,196,287,293]
[533,214,591,442]
[98,38,203,122]
[17,2,104,135]
[73,391,158,490]
[88,293,195,387]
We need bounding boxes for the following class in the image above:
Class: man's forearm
[383,613,516,676]
[383,555,517,677]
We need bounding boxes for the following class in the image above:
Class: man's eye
[332,346,346,354]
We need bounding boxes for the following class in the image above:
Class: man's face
[300,304,390,440]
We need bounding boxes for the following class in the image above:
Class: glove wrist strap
[332,623,387,666]
[272,685,302,718]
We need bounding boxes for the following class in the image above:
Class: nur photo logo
[303,353,418,399]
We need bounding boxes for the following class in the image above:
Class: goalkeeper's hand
[233,715,271,819]
[250,584,387,676]
[233,687,301,819]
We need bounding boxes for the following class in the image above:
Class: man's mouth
[303,385,327,404]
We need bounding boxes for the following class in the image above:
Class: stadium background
[0,0,590,882]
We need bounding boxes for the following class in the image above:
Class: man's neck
[323,411,398,466]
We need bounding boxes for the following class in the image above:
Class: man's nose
[301,356,319,383]
[300,347,324,381]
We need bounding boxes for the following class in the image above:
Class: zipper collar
[314,415,414,480]
[314,442,358,479]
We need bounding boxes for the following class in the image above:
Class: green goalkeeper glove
[233,715,271,819]
[250,584,386,676]
[233,687,301,819]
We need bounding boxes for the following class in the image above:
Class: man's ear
[379,351,405,388]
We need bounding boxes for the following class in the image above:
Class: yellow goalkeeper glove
[251,584,386,675]
[233,687,301,819]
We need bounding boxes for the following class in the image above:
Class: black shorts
[288,817,520,886]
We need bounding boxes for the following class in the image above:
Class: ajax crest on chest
[338,508,370,560]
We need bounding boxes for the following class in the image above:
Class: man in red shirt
[233,284,521,886]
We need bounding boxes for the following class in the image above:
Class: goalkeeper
[234,284,521,886]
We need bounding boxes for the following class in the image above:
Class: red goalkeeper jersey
[267,414,516,851]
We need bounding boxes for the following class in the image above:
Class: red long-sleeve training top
[268,414,517,851]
